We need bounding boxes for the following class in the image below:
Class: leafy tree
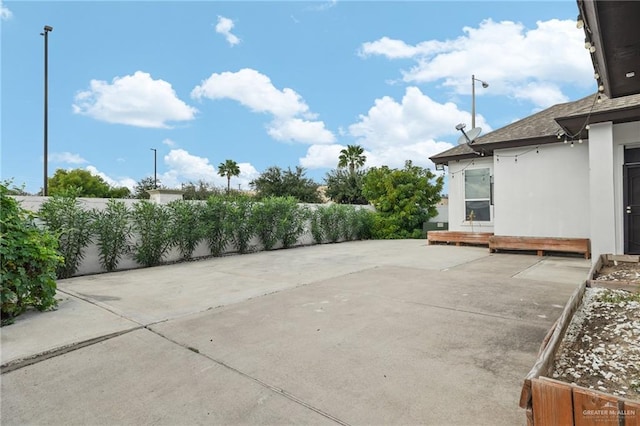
[338,144,366,175]
[181,180,223,200]
[218,159,241,193]
[133,177,160,199]
[324,168,368,204]
[250,166,321,203]
[362,160,444,239]
[48,168,130,198]
[1,183,62,325]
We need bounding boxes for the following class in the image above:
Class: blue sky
[1,0,595,193]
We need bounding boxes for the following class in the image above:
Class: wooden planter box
[520,255,640,425]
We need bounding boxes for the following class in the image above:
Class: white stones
[551,288,640,398]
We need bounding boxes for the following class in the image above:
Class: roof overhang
[556,104,640,135]
[579,0,640,98]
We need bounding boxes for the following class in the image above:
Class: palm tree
[338,144,366,175]
[218,159,241,193]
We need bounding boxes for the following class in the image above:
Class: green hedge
[32,194,375,277]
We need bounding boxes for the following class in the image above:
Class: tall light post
[471,74,489,129]
[41,25,53,196]
[150,148,157,189]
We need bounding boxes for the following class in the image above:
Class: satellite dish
[457,127,482,145]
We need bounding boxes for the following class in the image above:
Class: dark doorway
[624,149,640,253]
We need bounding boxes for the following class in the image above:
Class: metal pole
[471,74,476,129]
[42,26,53,195]
[150,148,157,189]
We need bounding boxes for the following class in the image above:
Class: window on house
[464,168,491,221]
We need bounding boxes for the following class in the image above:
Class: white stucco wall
[493,142,590,238]
[11,196,372,276]
[447,157,494,232]
[589,122,617,257]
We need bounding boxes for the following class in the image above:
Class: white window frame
[463,168,492,223]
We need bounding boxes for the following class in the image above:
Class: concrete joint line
[439,253,492,271]
[402,299,534,323]
[57,288,146,327]
[511,259,545,278]
[148,328,350,426]
[1,326,144,374]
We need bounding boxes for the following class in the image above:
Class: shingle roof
[429,143,476,161]
[431,92,640,164]
[560,93,640,117]
[471,94,595,146]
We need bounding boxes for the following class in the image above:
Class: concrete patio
[1,240,591,425]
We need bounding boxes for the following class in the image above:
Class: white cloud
[300,144,345,169]
[349,86,489,149]
[85,166,137,190]
[50,152,88,165]
[162,138,177,147]
[311,0,337,11]
[215,16,241,46]
[73,71,197,128]
[0,1,12,20]
[301,87,480,170]
[192,68,334,144]
[192,68,310,117]
[161,149,259,190]
[360,19,593,109]
[163,149,217,183]
[359,37,448,59]
[268,118,335,144]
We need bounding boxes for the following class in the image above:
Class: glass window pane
[465,201,490,221]
[465,169,490,199]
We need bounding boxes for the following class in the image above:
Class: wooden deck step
[427,231,493,247]
[489,236,590,259]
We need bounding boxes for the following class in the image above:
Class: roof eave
[556,104,640,135]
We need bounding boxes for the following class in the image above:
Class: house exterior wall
[612,121,640,255]
[447,157,494,232]
[589,122,617,258]
[492,142,590,238]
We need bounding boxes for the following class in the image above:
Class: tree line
[7,145,444,238]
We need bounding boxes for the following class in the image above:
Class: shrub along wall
[13,194,375,278]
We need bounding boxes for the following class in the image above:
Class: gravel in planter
[552,287,640,399]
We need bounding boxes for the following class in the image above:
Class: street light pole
[150,148,157,189]
[41,25,53,196]
[471,74,489,129]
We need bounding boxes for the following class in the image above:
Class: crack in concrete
[148,327,351,426]
[1,327,143,373]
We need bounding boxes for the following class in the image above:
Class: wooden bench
[427,231,493,247]
[489,236,590,259]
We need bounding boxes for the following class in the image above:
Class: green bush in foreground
[1,184,62,325]
[227,195,255,254]
[168,200,205,260]
[93,200,132,272]
[131,201,174,266]
[310,204,374,244]
[39,189,94,278]
[202,195,232,257]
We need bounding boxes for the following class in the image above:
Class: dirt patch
[595,261,640,283]
[552,287,640,399]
